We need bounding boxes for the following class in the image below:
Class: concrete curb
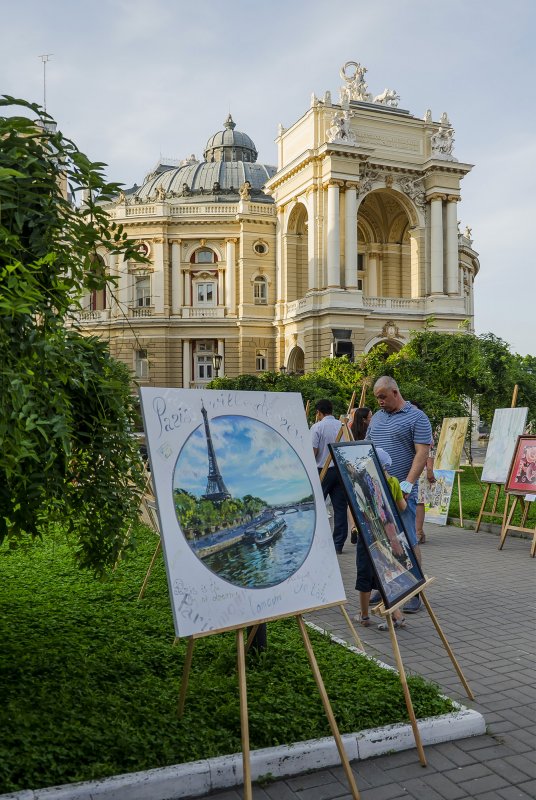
[2,624,486,800]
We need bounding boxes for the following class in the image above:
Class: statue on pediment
[239,181,251,200]
[373,87,400,107]
[339,61,373,103]
[431,123,456,160]
[326,110,357,145]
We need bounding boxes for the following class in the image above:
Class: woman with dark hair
[348,407,372,543]
[350,406,372,441]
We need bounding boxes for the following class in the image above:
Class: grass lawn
[0,524,455,794]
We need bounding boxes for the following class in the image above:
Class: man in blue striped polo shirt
[368,376,432,613]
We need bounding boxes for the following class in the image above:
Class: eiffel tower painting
[201,403,231,502]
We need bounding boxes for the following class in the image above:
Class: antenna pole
[38,54,53,112]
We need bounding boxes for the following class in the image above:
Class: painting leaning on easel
[505,435,536,495]
[329,441,425,609]
[481,408,528,485]
[139,388,346,638]
[423,469,456,526]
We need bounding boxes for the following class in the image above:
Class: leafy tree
[0,97,145,574]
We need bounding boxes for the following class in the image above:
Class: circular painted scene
[173,409,316,588]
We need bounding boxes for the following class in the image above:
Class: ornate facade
[77,62,480,386]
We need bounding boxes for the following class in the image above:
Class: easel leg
[385,615,427,767]
[457,472,463,527]
[531,529,536,558]
[245,625,259,654]
[338,604,365,652]
[177,637,195,717]
[500,491,510,538]
[236,629,253,800]
[137,539,161,600]
[521,500,529,527]
[499,496,517,550]
[475,484,490,533]
[420,593,474,700]
[296,615,361,799]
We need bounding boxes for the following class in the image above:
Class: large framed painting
[505,435,536,496]
[329,441,425,609]
[481,407,528,484]
[434,417,469,471]
[423,470,456,526]
[139,388,346,637]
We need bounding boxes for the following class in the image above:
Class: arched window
[191,248,217,264]
[253,276,268,305]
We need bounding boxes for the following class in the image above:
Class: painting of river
[173,411,316,588]
[201,507,315,588]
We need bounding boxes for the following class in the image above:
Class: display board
[423,469,456,526]
[330,441,425,609]
[481,407,528,484]
[434,417,469,471]
[139,388,346,637]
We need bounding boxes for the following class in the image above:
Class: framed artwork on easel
[505,435,536,495]
[329,440,425,609]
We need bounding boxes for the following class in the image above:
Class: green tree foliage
[0,97,145,574]
[210,332,536,437]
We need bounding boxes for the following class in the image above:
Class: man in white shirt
[311,399,348,553]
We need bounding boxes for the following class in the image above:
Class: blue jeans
[320,467,348,550]
[400,492,417,547]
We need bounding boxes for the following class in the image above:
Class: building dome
[134,115,275,204]
[203,114,258,163]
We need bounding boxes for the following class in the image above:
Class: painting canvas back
[434,417,469,471]
[481,407,528,484]
[139,388,345,637]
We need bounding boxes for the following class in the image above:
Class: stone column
[326,182,341,287]
[225,238,237,314]
[116,252,129,315]
[276,207,284,308]
[152,238,165,313]
[429,195,445,295]
[367,251,378,297]
[344,183,358,288]
[182,340,191,388]
[446,196,459,295]
[170,239,182,314]
[306,187,317,290]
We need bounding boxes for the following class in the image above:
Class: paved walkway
[204,522,535,800]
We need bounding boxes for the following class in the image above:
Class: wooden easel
[372,578,474,767]
[498,494,536,556]
[475,385,520,533]
[177,609,362,800]
[454,469,464,527]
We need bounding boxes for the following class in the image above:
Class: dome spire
[224,113,236,130]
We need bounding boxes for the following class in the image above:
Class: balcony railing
[78,309,109,322]
[363,296,425,311]
[130,306,153,318]
[182,307,225,318]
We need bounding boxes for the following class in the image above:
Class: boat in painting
[254,518,286,548]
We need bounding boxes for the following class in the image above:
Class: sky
[1,0,534,355]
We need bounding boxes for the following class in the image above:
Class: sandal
[350,527,358,544]
[417,533,426,544]
[354,614,371,627]
[377,617,406,631]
